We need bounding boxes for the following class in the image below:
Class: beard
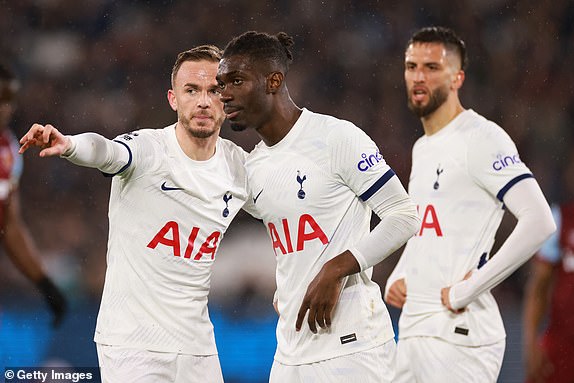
[179,114,221,138]
[407,85,449,118]
[229,121,247,132]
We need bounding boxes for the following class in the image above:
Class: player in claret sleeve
[0,62,67,328]
[19,45,255,383]
[217,31,420,383]
[523,151,574,383]
[384,26,556,383]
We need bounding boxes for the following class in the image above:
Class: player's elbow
[539,213,557,244]
[529,207,557,249]
[404,203,421,238]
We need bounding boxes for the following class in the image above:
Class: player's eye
[233,79,243,86]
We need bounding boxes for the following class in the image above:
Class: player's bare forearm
[19,123,71,157]
[522,260,553,349]
[295,250,360,333]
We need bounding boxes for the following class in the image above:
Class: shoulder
[218,137,249,163]
[306,110,370,145]
[114,126,164,143]
[458,110,514,144]
[113,126,174,155]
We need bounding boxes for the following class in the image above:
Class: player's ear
[453,70,465,90]
[266,72,283,94]
[167,89,177,111]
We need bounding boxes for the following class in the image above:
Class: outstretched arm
[20,123,129,173]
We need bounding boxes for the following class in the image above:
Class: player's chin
[229,121,248,132]
[189,125,218,139]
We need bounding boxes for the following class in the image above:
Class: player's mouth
[193,113,212,120]
[411,87,428,103]
[224,106,242,120]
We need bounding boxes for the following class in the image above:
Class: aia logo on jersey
[416,204,443,237]
[492,153,521,171]
[357,150,383,172]
[147,221,221,261]
[267,214,329,255]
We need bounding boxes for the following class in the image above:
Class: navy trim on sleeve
[102,140,133,177]
[359,169,396,201]
[496,173,534,201]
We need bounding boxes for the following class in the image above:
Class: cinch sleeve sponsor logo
[357,150,383,172]
[492,153,521,171]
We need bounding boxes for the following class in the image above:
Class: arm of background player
[445,178,556,310]
[522,258,555,382]
[2,187,67,327]
[20,123,129,173]
[384,252,408,309]
[296,176,419,333]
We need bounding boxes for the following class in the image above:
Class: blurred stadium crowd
[0,1,572,381]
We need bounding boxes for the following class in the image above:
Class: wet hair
[407,26,468,70]
[171,44,222,86]
[0,62,20,101]
[222,31,294,74]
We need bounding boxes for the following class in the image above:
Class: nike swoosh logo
[161,182,184,191]
[253,189,263,204]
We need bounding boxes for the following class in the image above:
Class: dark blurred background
[0,1,572,382]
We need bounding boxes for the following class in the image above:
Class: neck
[421,98,465,136]
[175,123,218,161]
[258,95,302,146]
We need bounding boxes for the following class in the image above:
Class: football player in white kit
[384,26,556,382]
[217,31,420,383]
[19,45,253,383]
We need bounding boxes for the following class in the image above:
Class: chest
[247,149,345,221]
[409,144,472,200]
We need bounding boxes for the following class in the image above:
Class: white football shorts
[395,336,505,383]
[96,343,224,383]
[269,339,396,383]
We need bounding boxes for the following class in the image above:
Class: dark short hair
[407,26,468,70]
[222,31,294,74]
[171,45,222,86]
[0,62,20,101]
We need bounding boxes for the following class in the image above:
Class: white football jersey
[246,109,396,365]
[94,124,250,354]
[398,109,532,346]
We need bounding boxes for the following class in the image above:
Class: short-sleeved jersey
[537,203,574,340]
[398,109,533,346]
[0,129,23,227]
[94,124,250,354]
[246,108,396,365]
